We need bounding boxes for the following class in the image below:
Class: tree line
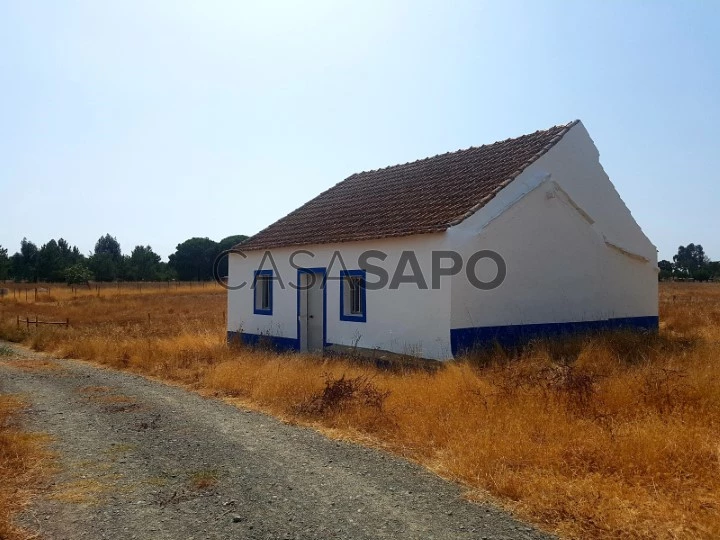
[0,234,247,284]
[658,243,719,281]
[1,236,715,284]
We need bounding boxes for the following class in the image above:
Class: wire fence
[0,281,224,302]
[16,315,70,329]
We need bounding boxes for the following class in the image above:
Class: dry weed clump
[1,282,719,538]
[295,373,390,417]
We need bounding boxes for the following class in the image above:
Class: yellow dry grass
[0,358,65,372]
[0,394,51,540]
[1,282,719,538]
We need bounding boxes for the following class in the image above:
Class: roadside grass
[1,283,719,538]
[0,393,51,540]
[49,478,108,504]
[1,358,65,372]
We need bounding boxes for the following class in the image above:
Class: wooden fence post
[34,288,37,302]
[26,315,29,329]
[66,318,69,328]
[16,315,19,328]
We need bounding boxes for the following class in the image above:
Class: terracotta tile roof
[239,120,579,251]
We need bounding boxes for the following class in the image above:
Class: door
[298,270,325,353]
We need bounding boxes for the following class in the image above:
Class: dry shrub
[295,373,390,416]
[0,322,29,344]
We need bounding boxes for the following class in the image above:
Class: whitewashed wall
[448,121,658,332]
[227,234,453,359]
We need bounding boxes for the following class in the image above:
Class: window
[253,270,273,315]
[340,270,366,322]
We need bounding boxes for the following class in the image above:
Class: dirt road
[1,343,549,539]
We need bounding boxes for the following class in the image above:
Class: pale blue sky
[1,1,718,261]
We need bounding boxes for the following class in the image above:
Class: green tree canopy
[57,238,84,268]
[658,259,673,281]
[0,245,9,281]
[65,262,93,284]
[38,239,65,282]
[4,233,247,283]
[90,234,122,281]
[673,243,711,279]
[168,237,218,281]
[127,245,162,281]
[215,235,248,279]
[94,234,122,262]
[18,238,39,282]
[90,253,118,281]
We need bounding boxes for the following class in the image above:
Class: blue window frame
[253,270,273,315]
[340,269,366,322]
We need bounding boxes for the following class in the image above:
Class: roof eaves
[237,226,447,252]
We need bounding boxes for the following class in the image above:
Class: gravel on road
[0,343,551,540]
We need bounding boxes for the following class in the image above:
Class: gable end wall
[447,122,658,353]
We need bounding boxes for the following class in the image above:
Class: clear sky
[1,1,718,262]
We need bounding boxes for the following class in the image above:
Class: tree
[94,234,122,261]
[57,238,84,268]
[168,237,218,281]
[90,234,122,281]
[90,252,118,281]
[127,245,162,281]
[65,263,93,285]
[709,261,720,280]
[156,261,177,281]
[673,244,711,279]
[38,239,65,282]
[19,238,39,282]
[0,245,9,281]
[658,260,674,281]
[9,253,23,282]
[693,268,711,282]
[214,235,248,279]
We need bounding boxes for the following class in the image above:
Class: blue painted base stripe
[450,316,659,356]
[227,331,299,353]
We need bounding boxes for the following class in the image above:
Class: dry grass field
[0,281,719,538]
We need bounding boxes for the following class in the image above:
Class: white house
[227,120,658,360]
